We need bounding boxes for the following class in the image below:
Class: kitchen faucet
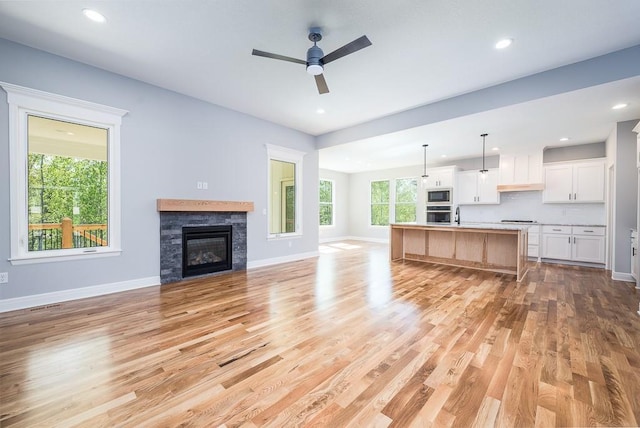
[455,206,460,225]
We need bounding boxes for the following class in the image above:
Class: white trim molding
[0,276,160,313]
[265,143,306,239]
[0,81,128,265]
[611,271,635,282]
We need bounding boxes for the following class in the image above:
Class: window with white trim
[266,144,305,237]
[1,82,127,264]
[394,178,417,223]
[319,179,334,226]
[370,180,390,226]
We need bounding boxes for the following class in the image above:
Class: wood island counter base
[390,224,529,281]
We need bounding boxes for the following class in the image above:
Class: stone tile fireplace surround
[158,199,254,284]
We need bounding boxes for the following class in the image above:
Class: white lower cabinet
[542,226,572,259]
[541,225,605,264]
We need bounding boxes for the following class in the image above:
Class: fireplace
[158,199,252,284]
[182,225,232,278]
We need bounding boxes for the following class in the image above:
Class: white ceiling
[1,0,639,172]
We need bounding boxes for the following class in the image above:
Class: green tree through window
[395,178,417,223]
[27,115,109,251]
[370,180,389,226]
[319,179,333,226]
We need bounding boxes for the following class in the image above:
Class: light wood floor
[1,241,640,427]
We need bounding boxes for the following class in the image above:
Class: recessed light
[559,137,569,142]
[495,38,513,49]
[316,108,325,114]
[612,103,628,110]
[491,147,499,151]
[441,154,447,158]
[82,8,106,23]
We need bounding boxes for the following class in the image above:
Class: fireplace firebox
[182,225,232,278]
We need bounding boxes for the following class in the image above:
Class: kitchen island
[390,223,530,281]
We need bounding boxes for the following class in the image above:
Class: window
[395,178,417,223]
[370,180,390,226]
[319,179,334,226]
[266,144,305,237]
[2,82,127,264]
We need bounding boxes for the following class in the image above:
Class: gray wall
[0,39,317,301]
[543,142,606,163]
[317,45,640,149]
[318,169,350,241]
[613,120,639,273]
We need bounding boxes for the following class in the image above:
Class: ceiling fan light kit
[252,27,372,94]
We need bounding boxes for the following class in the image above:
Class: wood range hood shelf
[157,199,254,212]
[496,183,544,192]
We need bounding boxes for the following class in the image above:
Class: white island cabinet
[543,159,605,203]
[457,169,500,205]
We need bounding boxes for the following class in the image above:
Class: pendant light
[421,144,429,185]
[479,133,489,176]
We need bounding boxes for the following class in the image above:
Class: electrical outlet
[0,272,8,284]
[202,182,208,190]
[197,181,203,190]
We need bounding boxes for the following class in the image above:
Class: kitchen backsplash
[460,190,606,225]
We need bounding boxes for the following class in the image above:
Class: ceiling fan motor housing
[306,45,324,75]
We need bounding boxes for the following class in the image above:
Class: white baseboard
[318,236,390,244]
[319,236,351,244]
[0,276,160,313]
[611,271,635,282]
[247,250,319,269]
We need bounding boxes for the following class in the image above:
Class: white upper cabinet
[425,167,456,188]
[542,159,605,203]
[498,153,543,187]
[457,169,500,205]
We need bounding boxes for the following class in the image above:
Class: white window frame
[266,144,305,239]
[319,178,335,227]
[394,177,418,224]
[1,82,128,265]
[370,179,390,227]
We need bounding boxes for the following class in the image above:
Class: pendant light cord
[422,144,428,179]
[480,133,488,173]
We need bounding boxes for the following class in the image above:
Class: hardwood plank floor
[1,241,639,427]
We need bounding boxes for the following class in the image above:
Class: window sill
[267,233,303,241]
[9,248,122,265]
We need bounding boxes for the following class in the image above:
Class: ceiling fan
[252,28,372,94]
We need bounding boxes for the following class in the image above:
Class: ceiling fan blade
[321,35,372,64]
[315,74,329,94]
[251,49,306,65]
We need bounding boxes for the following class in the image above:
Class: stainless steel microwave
[427,188,452,204]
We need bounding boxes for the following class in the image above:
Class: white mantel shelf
[157,199,254,212]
